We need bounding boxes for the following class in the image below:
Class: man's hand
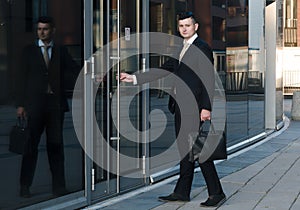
[118,72,134,83]
[200,109,211,121]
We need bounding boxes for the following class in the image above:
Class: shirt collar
[183,33,198,45]
[38,39,53,47]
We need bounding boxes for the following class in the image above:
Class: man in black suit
[119,12,226,207]
[15,16,79,198]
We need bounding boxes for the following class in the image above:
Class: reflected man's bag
[9,118,31,155]
[189,120,227,163]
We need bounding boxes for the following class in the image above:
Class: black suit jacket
[135,37,215,156]
[136,37,214,117]
[16,40,79,115]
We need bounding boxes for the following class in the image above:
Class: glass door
[84,0,145,200]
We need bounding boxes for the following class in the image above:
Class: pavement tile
[219,202,258,210]
[221,154,276,184]
[218,181,243,198]
[151,201,185,210]
[178,191,208,210]
[290,195,300,210]
[284,141,300,152]
[274,134,300,142]
[148,185,175,197]
[214,165,241,177]
[245,153,278,169]
[255,191,296,210]
[219,191,264,210]
[241,181,276,193]
[221,168,256,184]
[239,150,271,159]
[226,191,264,203]
[271,165,300,193]
[269,137,295,145]
[190,190,203,200]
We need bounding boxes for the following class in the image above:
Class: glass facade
[0,0,84,209]
[225,0,266,146]
[0,0,283,209]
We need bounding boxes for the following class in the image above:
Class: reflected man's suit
[16,40,79,192]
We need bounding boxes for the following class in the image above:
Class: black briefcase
[168,95,176,114]
[9,118,31,155]
[189,120,227,163]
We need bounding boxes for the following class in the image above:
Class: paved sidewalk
[86,117,300,210]
[152,119,300,210]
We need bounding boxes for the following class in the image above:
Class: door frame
[83,0,150,202]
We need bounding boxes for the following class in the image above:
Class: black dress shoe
[20,186,31,198]
[158,193,190,202]
[200,193,226,207]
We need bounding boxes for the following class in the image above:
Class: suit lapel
[177,38,199,68]
[34,45,48,70]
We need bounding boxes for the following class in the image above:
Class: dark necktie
[43,45,53,94]
[43,45,50,68]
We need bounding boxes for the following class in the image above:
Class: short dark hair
[177,12,197,24]
[37,16,55,28]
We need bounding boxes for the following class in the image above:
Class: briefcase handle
[199,120,216,133]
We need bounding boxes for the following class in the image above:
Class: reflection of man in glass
[119,12,226,207]
[15,16,79,198]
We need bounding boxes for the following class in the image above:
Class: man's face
[37,22,55,43]
[178,17,198,40]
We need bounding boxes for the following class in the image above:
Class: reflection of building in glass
[284,0,297,46]
[249,49,265,93]
[282,0,300,95]
[226,47,248,92]
[226,0,248,47]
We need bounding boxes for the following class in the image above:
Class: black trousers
[20,96,65,191]
[173,109,223,200]
[173,155,223,199]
